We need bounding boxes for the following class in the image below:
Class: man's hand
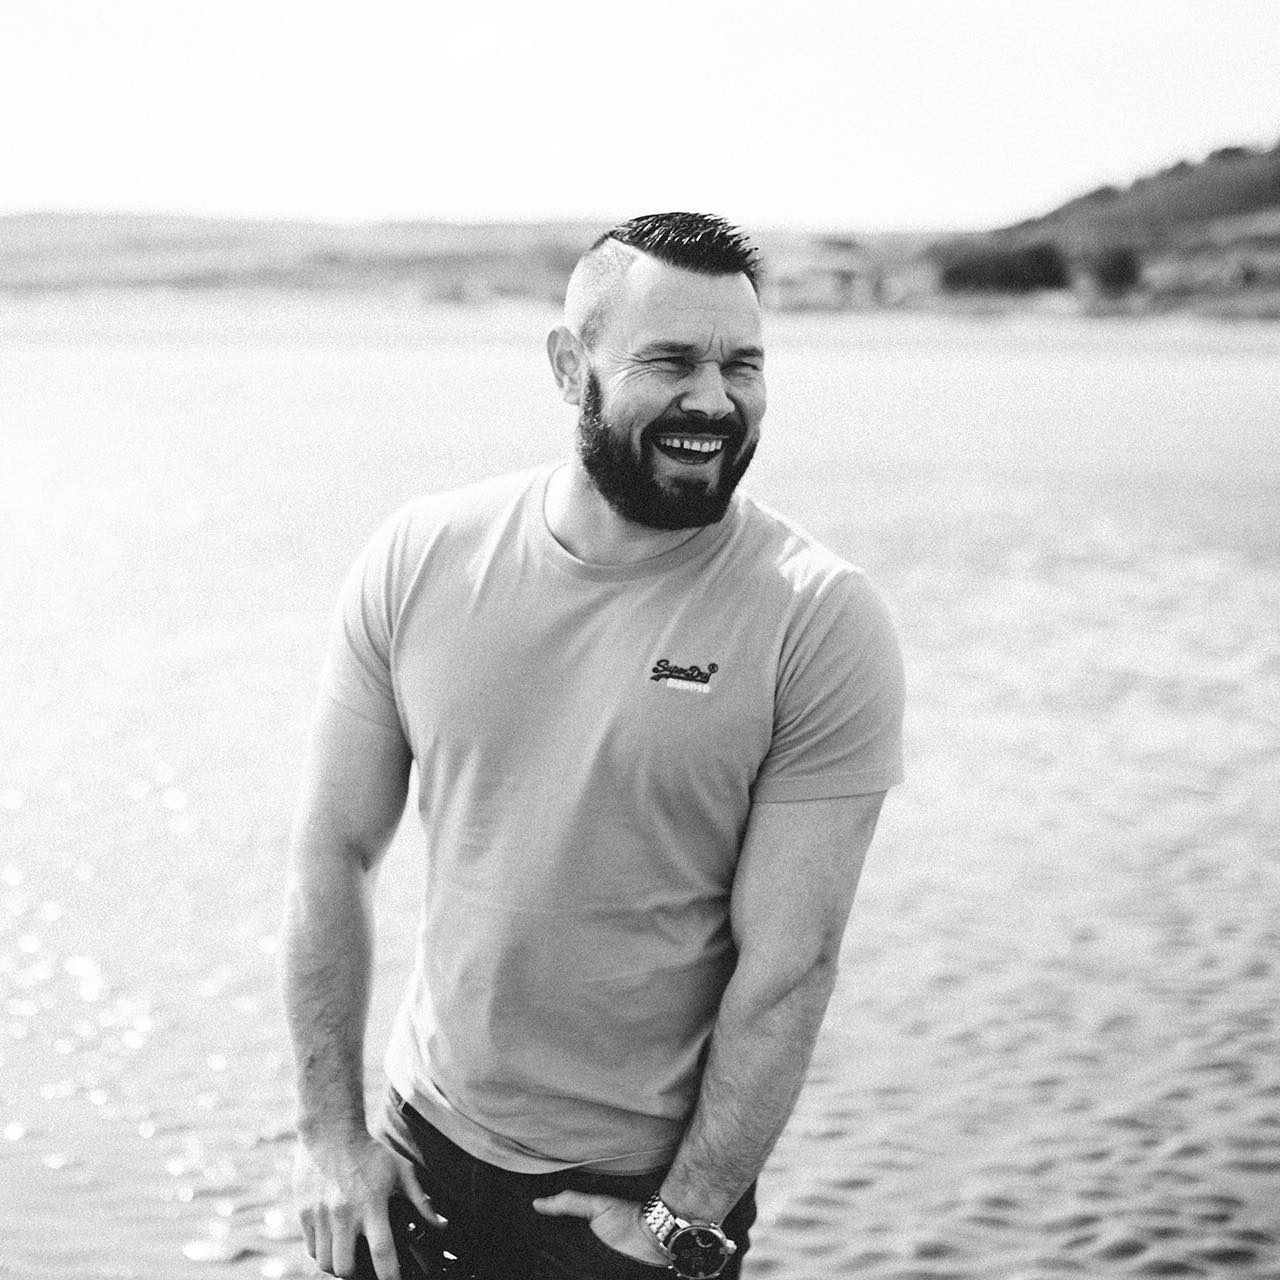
[532,1191,670,1267]
[294,1132,446,1280]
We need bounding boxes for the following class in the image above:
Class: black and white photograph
[2,3,1278,1278]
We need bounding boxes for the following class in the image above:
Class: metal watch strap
[640,1193,731,1245]
[640,1192,680,1252]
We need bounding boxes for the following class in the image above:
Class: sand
[1,295,1277,1278]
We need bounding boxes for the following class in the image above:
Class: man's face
[575,257,766,531]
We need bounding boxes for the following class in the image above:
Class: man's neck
[544,462,704,566]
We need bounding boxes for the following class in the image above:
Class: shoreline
[4,287,1280,349]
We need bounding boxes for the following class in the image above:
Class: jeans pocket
[581,1221,671,1277]
[534,1216,669,1280]
[393,1194,477,1279]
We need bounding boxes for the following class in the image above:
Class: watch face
[669,1224,730,1279]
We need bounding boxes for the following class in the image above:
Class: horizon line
[0,206,976,240]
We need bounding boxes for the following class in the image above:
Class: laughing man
[285,212,905,1280]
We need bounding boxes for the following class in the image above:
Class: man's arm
[660,790,885,1218]
[283,697,442,1280]
[535,790,886,1258]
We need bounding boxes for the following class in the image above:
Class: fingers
[300,1206,317,1259]
[293,1142,447,1278]
[300,1201,391,1280]
[362,1201,402,1280]
[531,1190,619,1219]
[396,1157,449,1229]
[311,1212,333,1275]
[325,1201,359,1278]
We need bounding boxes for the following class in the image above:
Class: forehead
[603,256,763,355]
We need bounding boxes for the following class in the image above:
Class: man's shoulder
[370,464,546,551]
[728,493,903,695]
[728,489,868,596]
[347,465,546,609]
[394,464,546,528]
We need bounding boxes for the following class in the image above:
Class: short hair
[564,212,761,348]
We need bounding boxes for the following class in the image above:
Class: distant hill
[0,212,604,301]
[5,142,1280,318]
[1001,141,1280,250]
[0,212,914,314]
[924,139,1280,312]
[0,212,866,309]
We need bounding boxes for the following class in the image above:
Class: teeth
[657,436,724,454]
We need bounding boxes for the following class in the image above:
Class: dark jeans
[360,1087,755,1280]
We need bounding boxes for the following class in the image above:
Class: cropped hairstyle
[566,212,761,348]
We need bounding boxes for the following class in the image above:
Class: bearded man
[284,212,905,1280]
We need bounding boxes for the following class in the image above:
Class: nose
[678,362,734,421]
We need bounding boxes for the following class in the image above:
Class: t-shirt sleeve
[751,571,905,802]
[318,506,417,730]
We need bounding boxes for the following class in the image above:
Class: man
[284,212,905,1280]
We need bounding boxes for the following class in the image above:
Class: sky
[3,0,1279,233]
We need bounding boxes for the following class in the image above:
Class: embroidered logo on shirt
[650,659,718,694]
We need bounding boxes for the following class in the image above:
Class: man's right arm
[282,696,441,1280]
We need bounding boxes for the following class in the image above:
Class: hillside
[4,141,1280,317]
[1006,142,1280,250]
[0,213,602,301]
[925,140,1280,312]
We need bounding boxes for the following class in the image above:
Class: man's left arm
[535,789,886,1260]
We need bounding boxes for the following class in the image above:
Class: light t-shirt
[321,463,904,1173]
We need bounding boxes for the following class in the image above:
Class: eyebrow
[635,340,765,362]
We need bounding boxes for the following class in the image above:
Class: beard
[575,370,757,531]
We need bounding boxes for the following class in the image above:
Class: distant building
[760,235,879,311]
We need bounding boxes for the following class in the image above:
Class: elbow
[730,947,841,1021]
[281,838,377,938]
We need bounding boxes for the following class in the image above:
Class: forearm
[660,960,839,1222]
[282,841,377,1144]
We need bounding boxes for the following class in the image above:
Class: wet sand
[1,297,1278,1277]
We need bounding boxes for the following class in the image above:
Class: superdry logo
[651,659,719,694]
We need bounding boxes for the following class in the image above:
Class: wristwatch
[640,1193,737,1279]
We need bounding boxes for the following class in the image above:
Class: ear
[547,326,586,406]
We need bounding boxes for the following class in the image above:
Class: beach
[1,296,1278,1278]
